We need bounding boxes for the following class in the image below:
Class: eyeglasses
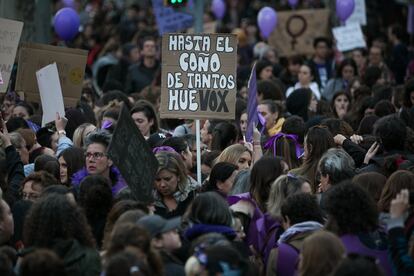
[85,152,107,160]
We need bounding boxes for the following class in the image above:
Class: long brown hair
[299,231,345,276]
[378,170,414,212]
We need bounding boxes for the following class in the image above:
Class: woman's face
[217,170,238,195]
[298,65,313,85]
[341,65,355,81]
[22,181,42,202]
[154,169,179,197]
[59,156,68,184]
[132,111,154,138]
[237,151,252,170]
[12,106,29,119]
[1,100,14,120]
[260,65,273,80]
[334,94,350,118]
[258,104,278,130]
[240,113,248,135]
[350,80,361,97]
[309,95,318,113]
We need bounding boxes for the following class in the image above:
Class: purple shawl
[71,167,127,196]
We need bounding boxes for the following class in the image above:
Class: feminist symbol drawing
[286,14,307,50]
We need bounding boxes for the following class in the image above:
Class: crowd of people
[1,0,414,275]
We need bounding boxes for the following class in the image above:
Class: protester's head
[210,122,238,151]
[332,254,385,276]
[102,200,150,250]
[41,185,76,204]
[313,37,331,59]
[58,147,85,186]
[201,150,221,176]
[104,249,151,276]
[352,172,387,203]
[403,78,414,108]
[9,131,29,164]
[36,127,58,152]
[369,46,384,66]
[250,156,288,212]
[215,144,252,170]
[374,114,406,152]
[12,102,34,120]
[281,193,323,228]
[281,115,305,144]
[161,136,193,172]
[0,199,14,245]
[338,58,358,81]
[140,37,157,59]
[258,100,281,132]
[84,130,113,177]
[187,192,233,227]
[20,249,67,276]
[364,66,383,87]
[320,118,353,137]
[23,194,95,248]
[72,123,97,148]
[256,59,273,80]
[130,100,159,138]
[299,231,346,276]
[286,88,315,122]
[34,154,60,181]
[154,151,188,197]
[137,215,181,251]
[106,223,163,276]
[325,182,378,235]
[318,149,355,192]
[357,115,379,135]
[79,175,113,220]
[267,174,309,219]
[264,134,301,169]
[298,63,316,86]
[378,170,414,212]
[203,162,238,195]
[257,80,284,101]
[331,92,352,119]
[21,171,58,202]
[304,126,335,163]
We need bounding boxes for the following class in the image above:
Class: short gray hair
[318,148,355,185]
[9,132,25,149]
[84,129,112,149]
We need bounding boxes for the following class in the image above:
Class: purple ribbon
[152,146,177,154]
[101,120,113,130]
[264,132,301,159]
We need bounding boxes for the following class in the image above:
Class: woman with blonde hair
[298,231,345,276]
[154,151,199,218]
[215,144,252,170]
[72,123,97,148]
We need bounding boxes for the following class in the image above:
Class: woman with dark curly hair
[324,182,392,275]
[22,194,101,275]
[79,175,114,249]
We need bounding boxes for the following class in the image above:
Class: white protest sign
[0,71,3,85]
[0,18,23,92]
[36,63,65,126]
[346,0,366,26]
[332,23,366,52]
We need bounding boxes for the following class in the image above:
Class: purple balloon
[288,0,299,8]
[257,7,278,39]
[212,0,226,20]
[336,0,355,22]
[54,8,80,41]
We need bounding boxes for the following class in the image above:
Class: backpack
[276,242,300,276]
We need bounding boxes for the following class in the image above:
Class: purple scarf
[72,166,127,196]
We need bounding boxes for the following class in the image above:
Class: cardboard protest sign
[16,43,88,107]
[268,9,330,57]
[152,0,194,36]
[160,33,237,120]
[36,63,65,126]
[107,104,158,203]
[0,18,23,93]
[346,0,366,26]
[332,23,366,52]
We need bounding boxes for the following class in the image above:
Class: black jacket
[4,145,25,207]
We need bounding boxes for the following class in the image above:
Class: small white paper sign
[346,0,367,26]
[36,63,65,126]
[0,71,3,85]
[332,23,367,52]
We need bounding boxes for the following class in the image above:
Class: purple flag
[246,63,258,143]
[408,5,414,34]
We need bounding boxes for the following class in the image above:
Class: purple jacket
[72,167,127,196]
[341,234,392,276]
